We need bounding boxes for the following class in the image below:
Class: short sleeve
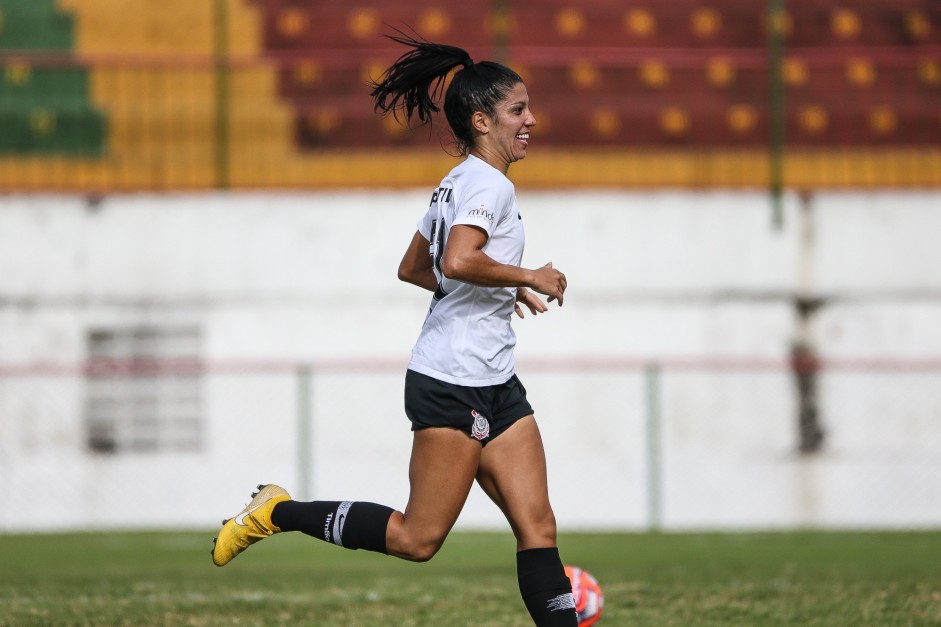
[452,178,514,239]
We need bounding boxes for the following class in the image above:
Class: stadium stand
[0,0,937,189]
[242,0,940,152]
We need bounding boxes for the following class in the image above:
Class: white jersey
[408,155,525,387]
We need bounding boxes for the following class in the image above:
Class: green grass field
[1,530,939,625]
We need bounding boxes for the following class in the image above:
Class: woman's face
[474,82,537,172]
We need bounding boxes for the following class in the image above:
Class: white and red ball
[564,565,604,625]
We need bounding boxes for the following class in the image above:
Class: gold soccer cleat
[211,484,291,567]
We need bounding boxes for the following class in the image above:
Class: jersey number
[428,186,453,307]
[429,218,445,278]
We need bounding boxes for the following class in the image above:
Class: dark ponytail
[369,32,470,127]
[369,31,523,155]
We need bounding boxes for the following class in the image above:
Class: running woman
[211,33,575,626]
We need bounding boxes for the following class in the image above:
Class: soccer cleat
[211,483,291,567]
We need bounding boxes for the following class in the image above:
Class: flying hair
[370,29,524,155]
[369,31,472,127]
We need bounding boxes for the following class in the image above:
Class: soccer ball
[564,565,604,625]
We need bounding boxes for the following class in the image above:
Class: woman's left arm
[397,230,438,292]
[515,287,549,318]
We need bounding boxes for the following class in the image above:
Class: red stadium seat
[243,0,941,150]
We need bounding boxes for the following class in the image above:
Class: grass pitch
[0,530,939,625]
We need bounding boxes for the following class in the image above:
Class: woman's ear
[471,111,490,135]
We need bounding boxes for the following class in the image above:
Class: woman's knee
[515,506,558,548]
[396,532,447,562]
[387,517,448,562]
[535,508,559,541]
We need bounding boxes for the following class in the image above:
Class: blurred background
[0,0,939,533]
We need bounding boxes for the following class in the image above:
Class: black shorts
[404,369,534,445]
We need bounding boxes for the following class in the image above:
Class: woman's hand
[528,262,567,306]
[515,287,549,318]
[442,225,567,307]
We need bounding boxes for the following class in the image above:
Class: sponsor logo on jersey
[470,409,490,441]
[467,205,494,223]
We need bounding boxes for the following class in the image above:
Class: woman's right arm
[397,230,438,292]
[442,225,566,306]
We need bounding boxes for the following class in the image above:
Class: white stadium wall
[1,190,940,532]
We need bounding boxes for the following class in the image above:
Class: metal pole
[213,0,230,189]
[645,363,662,532]
[492,0,510,64]
[297,365,313,500]
[768,0,786,230]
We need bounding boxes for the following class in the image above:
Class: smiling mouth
[516,133,530,141]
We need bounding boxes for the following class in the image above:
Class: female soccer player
[212,33,576,626]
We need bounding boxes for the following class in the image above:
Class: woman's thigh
[385,426,482,560]
[476,416,557,550]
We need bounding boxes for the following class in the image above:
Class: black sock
[517,547,578,626]
[271,500,394,554]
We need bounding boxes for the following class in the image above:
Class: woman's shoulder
[451,156,515,195]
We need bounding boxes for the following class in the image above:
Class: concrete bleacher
[51,0,299,188]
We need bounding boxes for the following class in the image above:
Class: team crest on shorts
[470,409,490,441]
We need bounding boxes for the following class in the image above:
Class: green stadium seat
[0,0,75,50]
[0,68,94,108]
[0,106,105,155]
[0,0,107,155]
